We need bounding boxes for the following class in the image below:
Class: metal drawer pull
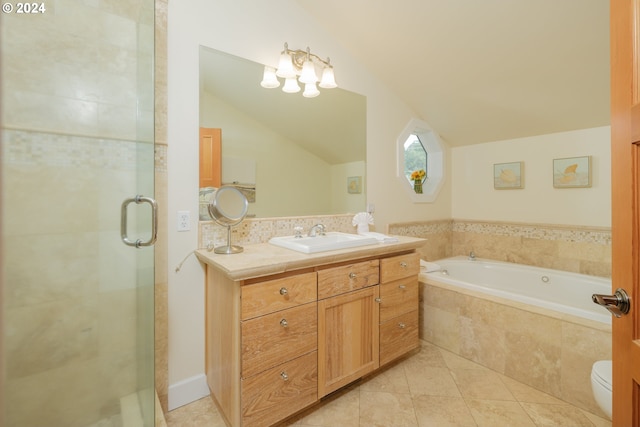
[375,298,382,303]
[121,195,158,248]
[349,272,357,279]
[280,371,289,381]
[400,262,407,268]
[398,323,406,329]
[280,319,288,328]
[279,287,288,296]
[398,284,406,290]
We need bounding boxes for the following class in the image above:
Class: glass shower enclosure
[1,0,156,425]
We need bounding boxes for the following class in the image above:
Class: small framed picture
[494,161,524,189]
[553,156,591,188]
[347,176,362,194]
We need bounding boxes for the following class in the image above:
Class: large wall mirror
[199,46,367,219]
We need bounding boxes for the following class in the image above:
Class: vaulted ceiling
[295,0,610,147]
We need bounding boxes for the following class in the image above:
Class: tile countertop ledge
[195,235,427,281]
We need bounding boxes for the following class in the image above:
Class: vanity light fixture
[260,42,337,98]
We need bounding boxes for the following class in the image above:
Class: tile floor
[165,341,611,427]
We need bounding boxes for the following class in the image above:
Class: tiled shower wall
[388,219,612,277]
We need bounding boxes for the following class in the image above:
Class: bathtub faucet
[468,251,476,261]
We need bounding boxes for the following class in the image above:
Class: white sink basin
[269,232,379,254]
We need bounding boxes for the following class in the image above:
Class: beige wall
[452,126,611,227]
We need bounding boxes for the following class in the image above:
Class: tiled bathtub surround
[421,278,611,418]
[388,219,611,278]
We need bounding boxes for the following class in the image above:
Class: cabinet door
[318,286,379,397]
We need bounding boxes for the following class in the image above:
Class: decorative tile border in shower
[1,128,147,171]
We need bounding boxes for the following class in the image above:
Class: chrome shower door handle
[592,288,630,318]
[121,195,158,248]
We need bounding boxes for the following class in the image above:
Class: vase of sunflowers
[411,169,425,194]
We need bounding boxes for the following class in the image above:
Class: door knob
[592,288,630,318]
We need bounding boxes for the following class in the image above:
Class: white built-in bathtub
[421,256,612,325]
[419,256,612,417]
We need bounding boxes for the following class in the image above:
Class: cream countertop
[195,235,426,281]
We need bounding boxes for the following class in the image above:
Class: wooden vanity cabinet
[204,249,422,427]
[379,253,420,366]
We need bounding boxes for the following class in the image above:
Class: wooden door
[611,0,640,425]
[317,286,379,397]
[199,127,222,188]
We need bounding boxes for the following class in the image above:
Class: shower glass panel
[0,0,156,425]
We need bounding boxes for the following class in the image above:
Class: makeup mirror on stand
[208,186,248,254]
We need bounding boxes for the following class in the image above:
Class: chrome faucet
[308,223,326,237]
[469,251,476,261]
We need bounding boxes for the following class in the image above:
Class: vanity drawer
[242,351,318,427]
[241,302,317,378]
[317,259,379,299]
[379,278,419,322]
[241,272,317,320]
[379,310,419,366]
[380,253,420,283]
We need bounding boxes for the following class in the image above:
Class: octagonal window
[396,118,445,203]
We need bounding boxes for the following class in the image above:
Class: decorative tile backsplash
[198,214,358,249]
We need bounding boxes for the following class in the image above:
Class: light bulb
[299,60,318,84]
[282,77,300,93]
[319,66,337,89]
[276,52,296,78]
[303,82,320,98]
[260,66,280,88]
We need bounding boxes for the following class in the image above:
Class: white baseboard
[168,374,210,411]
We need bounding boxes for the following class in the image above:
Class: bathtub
[419,256,612,416]
[421,256,611,325]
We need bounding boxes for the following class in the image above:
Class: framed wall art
[347,176,362,194]
[494,161,524,189]
[553,156,591,188]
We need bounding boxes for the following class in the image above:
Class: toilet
[591,360,612,419]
